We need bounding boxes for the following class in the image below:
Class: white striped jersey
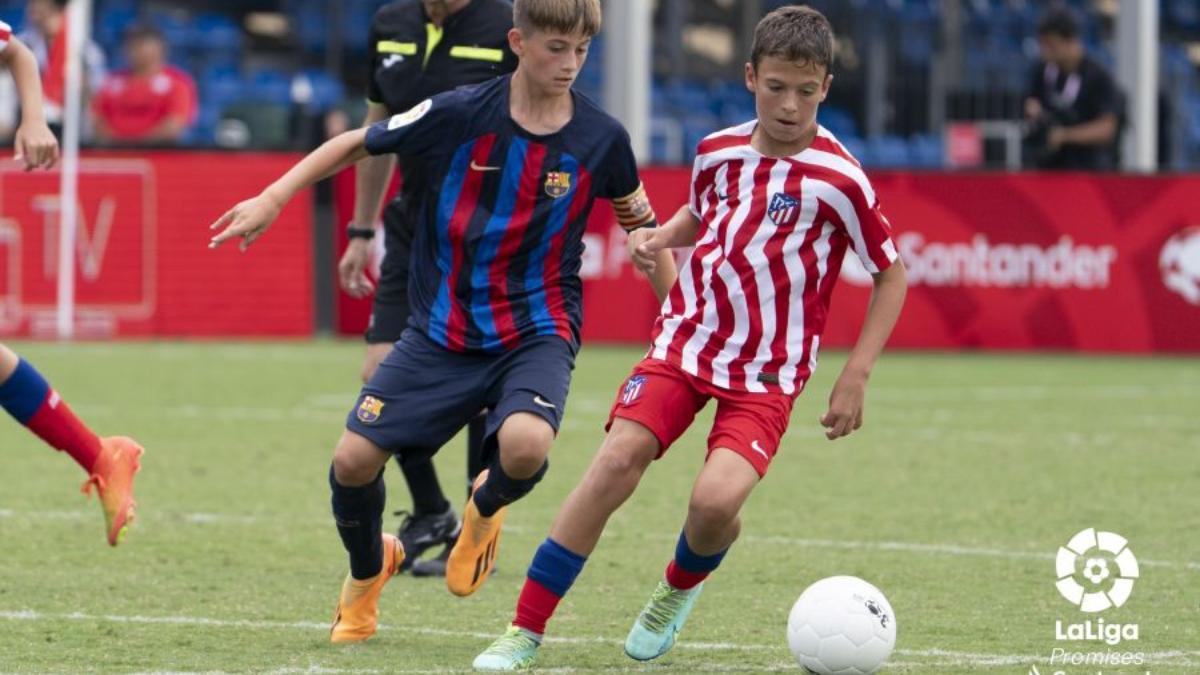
[648,121,899,396]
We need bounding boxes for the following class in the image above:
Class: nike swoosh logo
[533,395,557,410]
[750,440,769,460]
[470,161,501,172]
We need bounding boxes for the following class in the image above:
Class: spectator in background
[92,24,197,144]
[1023,6,1122,170]
[19,0,106,133]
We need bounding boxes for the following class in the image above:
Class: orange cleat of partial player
[446,470,507,597]
[82,436,144,547]
[330,533,406,643]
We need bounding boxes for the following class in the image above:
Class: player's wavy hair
[514,0,602,38]
[751,5,834,74]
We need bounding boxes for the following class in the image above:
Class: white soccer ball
[786,576,897,674]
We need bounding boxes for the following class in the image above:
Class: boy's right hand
[208,194,283,252]
[629,228,663,274]
[14,121,60,171]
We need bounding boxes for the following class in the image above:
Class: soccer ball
[786,576,896,674]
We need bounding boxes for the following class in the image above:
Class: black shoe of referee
[395,506,461,573]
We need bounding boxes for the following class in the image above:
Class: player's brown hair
[514,0,602,38]
[751,5,834,73]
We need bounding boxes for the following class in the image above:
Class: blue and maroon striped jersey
[365,75,654,353]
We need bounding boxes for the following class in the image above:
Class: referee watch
[346,222,376,240]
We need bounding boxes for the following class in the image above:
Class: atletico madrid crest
[356,396,384,424]
[768,192,801,228]
[620,375,647,405]
[544,171,571,198]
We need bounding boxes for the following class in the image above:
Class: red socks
[514,578,562,636]
[665,560,711,590]
[27,391,102,473]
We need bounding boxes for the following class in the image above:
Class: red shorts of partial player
[606,358,796,477]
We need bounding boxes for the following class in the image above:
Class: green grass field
[0,341,1196,674]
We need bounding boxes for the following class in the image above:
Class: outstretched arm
[1,36,59,170]
[209,128,370,251]
[821,259,907,440]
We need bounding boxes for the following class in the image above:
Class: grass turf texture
[0,341,1196,673]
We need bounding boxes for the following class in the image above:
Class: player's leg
[446,410,552,597]
[0,342,143,546]
[328,429,405,643]
[331,331,485,642]
[624,390,794,661]
[474,362,704,671]
[446,334,578,597]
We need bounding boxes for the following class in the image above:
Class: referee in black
[339,0,517,576]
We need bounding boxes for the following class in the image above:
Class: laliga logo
[1054,528,1140,647]
[1160,225,1200,305]
[1056,528,1138,612]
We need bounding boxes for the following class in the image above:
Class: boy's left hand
[628,228,663,274]
[14,121,59,171]
[820,371,866,440]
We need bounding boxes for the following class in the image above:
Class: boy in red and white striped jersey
[1,20,143,548]
[474,5,907,670]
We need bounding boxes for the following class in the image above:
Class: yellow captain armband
[613,183,656,231]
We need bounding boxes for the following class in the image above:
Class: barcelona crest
[767,192,802,228]
[356,396,384,424]
[544,171,571,198]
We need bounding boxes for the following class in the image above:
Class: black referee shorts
[365,199,414,344]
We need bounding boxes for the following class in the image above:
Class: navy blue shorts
[346,328,575,464]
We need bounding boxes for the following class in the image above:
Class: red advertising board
[334,168,1200,353]
[0,153,313,337]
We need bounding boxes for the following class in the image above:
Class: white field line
[2,507,1198,572]
[1,610,1198,669]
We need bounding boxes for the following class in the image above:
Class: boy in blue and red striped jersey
[209,0,676,644]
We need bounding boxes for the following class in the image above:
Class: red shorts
[605,358,795,477]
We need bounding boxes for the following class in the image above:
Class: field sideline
[0,341,1196,673]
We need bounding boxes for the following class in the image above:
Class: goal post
[56,0,93,340]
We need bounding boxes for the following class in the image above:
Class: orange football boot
[330,533,406,643]
[82,436,144,546]
[446,470,507,597]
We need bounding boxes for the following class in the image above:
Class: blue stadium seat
[95,8,137,51]
[294,69,346,112]
[247,69,294,105]
[285,0,328,52]
[683,113,720,161]
[1166,0,1200,33]
[663,79,718,117]
[202,70,245,107]
[838,135,867,164]
[818,106,858,139]
[192,13,241,53]
[908,133,945,169]
[148,12,192,51]
[864,135,912,168]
